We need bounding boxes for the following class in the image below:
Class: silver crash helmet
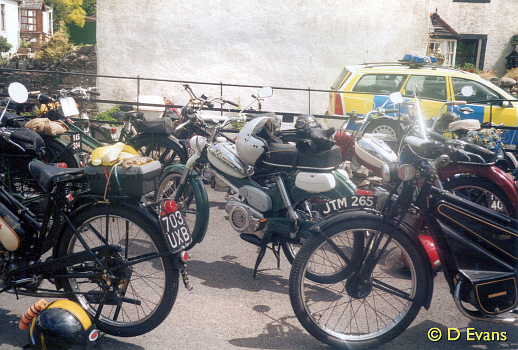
[236,116,276,167]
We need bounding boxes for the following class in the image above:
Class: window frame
[453,0,490,3]
[402,75,448,102]
[351,73,408,95]
[20,9,37,32]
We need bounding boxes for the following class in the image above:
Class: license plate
[71,132,82,154]
[320,195,377,215]
[159,200,192,254]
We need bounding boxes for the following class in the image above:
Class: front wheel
[56,203,179,337]
[289,214,428,349]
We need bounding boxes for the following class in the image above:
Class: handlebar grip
[29,91,41,96]
[383,109,399,113]
[88,90,101,96]
[427,131,448,143]
[37,94,54,103]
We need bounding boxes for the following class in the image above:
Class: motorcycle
[155,86,361,277]
[0,126,193,337]
[289,89,518,348]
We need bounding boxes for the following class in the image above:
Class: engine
[225,197,267,239]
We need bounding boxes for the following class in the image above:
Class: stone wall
[0,45,97,94]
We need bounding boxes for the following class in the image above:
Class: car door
[401,74,448,121]
[450,77,518,147]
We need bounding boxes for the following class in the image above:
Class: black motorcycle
[0,128,192,337]
[289,133,518,349]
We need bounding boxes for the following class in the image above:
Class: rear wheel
[289,214,428,349]
[444,176,515,217]
[131,135,187,167]
[56,203,179,337]
[90,123,113,143]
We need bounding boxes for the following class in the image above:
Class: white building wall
[97,0,429,115]
[430,0,518,74]
[42,9,53,37]
[0,0,20,55]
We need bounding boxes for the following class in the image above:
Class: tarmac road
[0,188,517,349]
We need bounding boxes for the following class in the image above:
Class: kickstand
[253,232,282,278]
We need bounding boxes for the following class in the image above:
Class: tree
[82,0,96,16]
[46,0,87,30]
[36,27,73,64]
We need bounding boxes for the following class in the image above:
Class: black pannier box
[84,160,161,196]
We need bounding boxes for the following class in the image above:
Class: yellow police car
[327,57,518,148]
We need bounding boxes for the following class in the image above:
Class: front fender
[161,163,209,244]
[310,209,434,309]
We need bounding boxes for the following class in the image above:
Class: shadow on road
[0,308,29,349]
[228,304,327,349]
[188,255,289,295]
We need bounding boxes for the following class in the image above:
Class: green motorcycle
[155,87,369,276]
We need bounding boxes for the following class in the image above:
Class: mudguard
[162,163,209,244]
[310,209,434,309]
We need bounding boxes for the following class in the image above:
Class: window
[21,10,37,31]
[451,77,501,105]
[331,68,351,90]
[1,5,5,31]
[403,75,447,101]
[352,74,407,94]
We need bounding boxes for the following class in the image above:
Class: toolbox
[84,160,161,196]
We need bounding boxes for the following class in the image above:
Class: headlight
[398,164,416,181]
[381,162,398,184]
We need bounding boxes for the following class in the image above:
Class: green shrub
[95,105,120,121]
[36,28,73,64]
[0,36,12,53]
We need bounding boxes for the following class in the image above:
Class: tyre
[362,119,400,151]
[443,176,515,217]
[289,214,428,349]
[90,123,113,143]
[43,137,81,167]
[155,167,206,250]
[131,135,187,167]
[56,203,179,337]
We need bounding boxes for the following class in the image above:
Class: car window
[331,68,351,89]
[403,75,447,101]
[351,74,407,94]
[451,77,501,105]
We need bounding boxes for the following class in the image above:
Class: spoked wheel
[131,136,187,167]
[289,214,428,349]
[444,176,515,217]
[56,203,179,337]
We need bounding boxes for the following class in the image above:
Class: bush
[0,36,12,53]
[95,105,120,122]
[36,28,73,64]
[504,68,518,81]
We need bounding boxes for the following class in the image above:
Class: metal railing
[0,68,350,121]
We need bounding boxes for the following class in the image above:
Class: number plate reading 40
[159,200,192,254]
[321,195,377,215]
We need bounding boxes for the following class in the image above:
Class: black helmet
[29,300,100,350]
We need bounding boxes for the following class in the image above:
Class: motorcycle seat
[112,111,145,121]
[28,161,84,192]
[262,143,341,170]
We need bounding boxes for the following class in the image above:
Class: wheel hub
[345,273,372,299]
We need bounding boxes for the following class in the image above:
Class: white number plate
[321,195,377,215]
[159,200,192,254]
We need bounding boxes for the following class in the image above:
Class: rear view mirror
[461,85,474,97]
[257,86,273,98]
[389,92,403,104]
[8,82,29,103]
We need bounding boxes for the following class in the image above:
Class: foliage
[504,68,518,81]
[512,35,518,47]
[82,0,96,16]
[0,36,12,53]
[35,28,73,64]
[46,0,87,30]
[95,105,120,121]
[19,39,30,48]
[427,48,444,60]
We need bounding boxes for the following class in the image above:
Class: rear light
[180,251,189,263]
[333,93,344,115]
[57,162,67,168]
[111,127,117,134]
[356,189,372,196]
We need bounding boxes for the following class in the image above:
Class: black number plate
[159,200,192,254]
[71,132,82,154]
[320,195,377,215]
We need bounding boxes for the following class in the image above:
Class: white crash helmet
[236,116,276,167]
